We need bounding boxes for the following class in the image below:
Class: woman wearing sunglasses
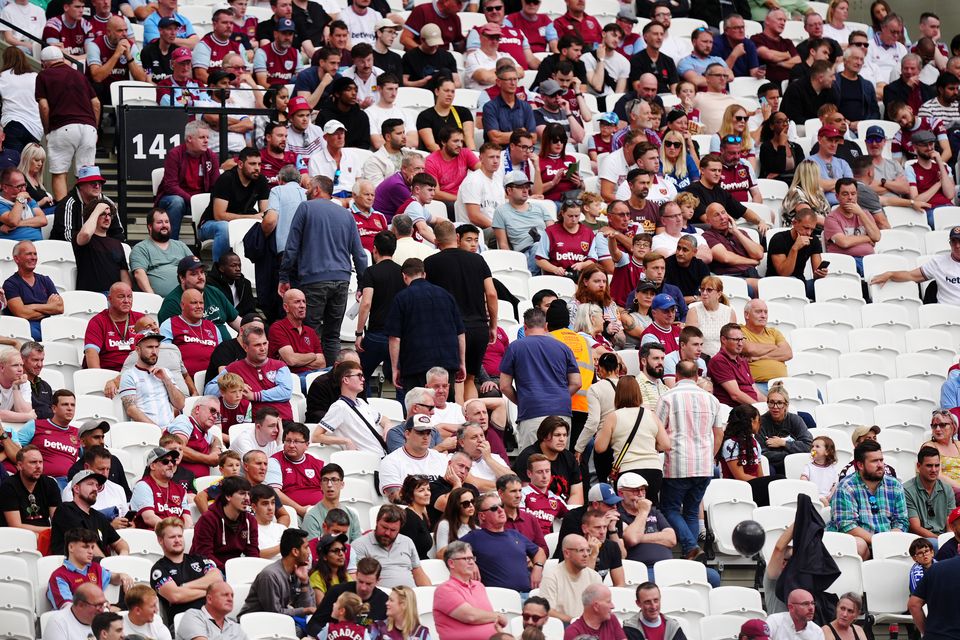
[538,123,582,202]
[759,110,805,184]
[925,410,960,493]
[660,128,700,192]
[710,104,757,171]
[434,486,479,559]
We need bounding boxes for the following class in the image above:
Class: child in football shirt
[218,372,251,434]
[193,450,243,514]
[588,114,619,173]
[394,172,439,245]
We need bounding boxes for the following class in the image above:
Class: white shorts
[47,123,97,174]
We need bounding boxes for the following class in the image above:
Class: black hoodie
[776,493,840,625]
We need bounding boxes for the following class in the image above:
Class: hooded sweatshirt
[624,613,688,640]
[190,499,260,571]
[942,364,960,424]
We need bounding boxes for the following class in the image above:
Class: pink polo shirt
[433,576,497,640]
[424,148,479,194]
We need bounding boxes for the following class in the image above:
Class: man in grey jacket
[279,175,368,365]
[624,582,688,640]
[238,528,316,624]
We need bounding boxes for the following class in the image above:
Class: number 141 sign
[120,107,191,182]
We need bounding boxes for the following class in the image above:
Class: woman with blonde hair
[17,143,54,212]
[758,381,814,476]
[661,129,700,192]
[823,0,853,46]
[685,276,737,357]
[573,302,614,355]
[369,586,431,640]
[781,159,831,226]
[710,104,755,168]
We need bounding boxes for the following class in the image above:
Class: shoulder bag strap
[344,400,388,454]
[613,406,644,471]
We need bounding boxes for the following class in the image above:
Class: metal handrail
[0,15,83,70]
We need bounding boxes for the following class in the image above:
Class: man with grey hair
[3,240,63,341]
[20,341,52,419]
[269,164,307,257]
[280,173,368,366]
[434,539,506,638]
[42,583,108,640]
[863,13,909,98]
[457,422,511,490]
[391,213,437,265]
[379,405,449,501]
[374,151,425,220]
[833,43,880,128]
[540,533,602,623]
[881,53,935,120]
[165,395,224,479]
[566,583,626,640]
[740,299,792,395]
[385,387,446,452]
[156,120,219,240]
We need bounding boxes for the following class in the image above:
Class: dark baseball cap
[177,255,204,276]
[276,17,295,32]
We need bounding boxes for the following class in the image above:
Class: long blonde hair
[16,143,46,180]
[783,159,830,224]
[388,586,422,637]
[660,130,689,180]
[717,104,753,155]
[826,0,848,25]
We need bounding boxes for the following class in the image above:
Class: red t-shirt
[219,398,251,432]
[906,159,954,207]
[165,315,220,377]
[707,351,758,407]
[639,322,681,354]
[267,318,322,374]
[720,162,756,203]
[197,33,243,71]
[543,223,595,269]
[749,32,798,83]
[48,562,108,609]
[165,417,214,478]
[405,2,463,47]
[270,452,325,506]
[34,63,98,130]
[552,12,601,49]
[892,117,948,160]
[29,419,80,478]
[224,358,293,420]
[564,614,626,640]
[134,475,188,529]
[84,309,145,371]
[591,133,613,155]
[259,43,300,85]
[540,154,578,201]
[424,148,479,194]
[507,11,552,53]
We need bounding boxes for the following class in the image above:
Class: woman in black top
[18,143,54,213]
[416,76,476,152]
[398,474,433,559]
[759,112,805,184]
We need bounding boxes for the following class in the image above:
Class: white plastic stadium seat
[702,480,757,558]
[861,560,912,624]
[822,531,864,595]
[239,612,298,640]
[699,614,750,640]
[767,479,819,509]
[225,557,272,585]
[919,304,960,349]
[870,532,918,566]
[786,351,838,392]
[837,352,895,397]
[824,378,881,415]
[861,302,913,343]
[654,559,713,600]
[846,328,903,359]
[789,328,847,357]
[708,585,765,617]
[40,316,88,352]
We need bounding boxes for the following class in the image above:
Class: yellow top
[740,324,789,383]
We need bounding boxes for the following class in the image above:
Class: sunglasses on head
[724,135,743,143]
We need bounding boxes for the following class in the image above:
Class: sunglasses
[724,135,744,143]
[484,4,503,10]
[563,198,583,208]
[866,137,885,144]
[664,140,683,149]
[523,614,546,622]
[481,503,504,513]
[460,499,475,507]
[868,493,879,514]
[851,41,869,47]
[733,116,749,122]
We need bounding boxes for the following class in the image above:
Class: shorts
[464,324,490,377]
[47,124,97,174]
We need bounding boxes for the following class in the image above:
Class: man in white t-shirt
[122,584,172,640]
[313,361,391,455]
[464,23,512,91]
[364,73,418,150]
[229,406,283,461]
[582,23,630,96]
[42,583,104,640]
[0,347,34,423]
[379,417,449,501]
[340,0,380,45]
[598,128,644,202]
[458,422,510,489]
[454,143,506,235]
[0,0,45,53]
[871,224,960,306]
[767,589,826,640]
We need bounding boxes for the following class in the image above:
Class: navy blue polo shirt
[462,528,539,592]
[482,95,537,139]
[711,35,761,78]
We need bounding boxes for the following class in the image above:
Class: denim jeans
[303,280,349,365]
[660,476,711,554]
[359,330,392,397]
[198,220,231,262]
[522,245,541,275]
[157,194,187,240]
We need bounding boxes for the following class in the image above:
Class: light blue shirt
[809,153,853,205]
[142,10,195,45]
[676,54,727,78]
[268,181,307,253]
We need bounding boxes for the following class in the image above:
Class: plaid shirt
[656,380,723,478]
[830,471,909,534]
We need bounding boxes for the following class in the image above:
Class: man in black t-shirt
[581,506,625,585]
[765,209,825,300]
[553,483,623,559]
[73,199,130,293]
[151,516,223,625]
[428,452,479,522]
[307,557,387,634]
[356,231,404,392]
[198,147,271,263]
[51,469,127,557]
[401,26,460,87]
[140,17,179,83]
[372,19,402,80]
[663,236,710,304]
[0,444,60,531]
[683,154,768,235]
[511,419,583,504]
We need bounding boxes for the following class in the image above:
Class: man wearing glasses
[767,589,823,640]
[707,322,765,407]
[165,396,224,479]
[129,447,193,531]
[829,439,908,560]
[269,422,327,516]
[903,446,956,543]
[465,0,539,70]
[712,14,763,79]
[42,583,110,640]
[462,492,547,592]
[433,540,506,638]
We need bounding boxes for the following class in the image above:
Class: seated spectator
[521,453,569,535]
[512,416,584,506]
[884,54,936,121]
[193,450,242,514]
[308,120,366,200]
[683,154,768,231]
[119,332,184,427]
[3,239,62,340]
[139,16,179,82]
[906,129,957,228]
[766,210,826,299]
[373,154,425,223]
[936,507,960,561]
[658,221,713,293]
[432,539,504,637]
[156,48,204,107]
[17,145,54,215]
[708,322,766,407]
[464,23,512,91]
[823,178,881,275]
[342,43,383,108]
[891,102,951,164]
[493,171,553,274]
[301,464,363,542]
[540,533,602,623]
[268,288,325,390]
[121,584,171,640]
[238,527,314,623]
[564,584,626,640]
[130,209,195,298]
[424,127,480,222]
[702,203,764,292]
[482,63,537,147]
[0,0,45,56]
[624,582,692,640]
[305,349,364,423]
[740,300,791,394]
[904,446,956,540]
[42,583,108,640]
[130,447,193,530]
[252,19,303,89]
[678,27,730,89]
[583,23,630,96]
[150,516,223,626]
[176,583,241,640]
[660,128,701,193]
[258,124,307,189]
[380,417,449,501]
[616,475,675,567]
[349,504,430,588]
[268,422,326,518]
[285,97,325,158]
[759,112,805,184]
[308,531,349,599]
[718,404,777,507]
[782,60,837,126]
[206,252,257,319]
[462,491,546,592]
[21,341,53,420]
[751,9,801,84]
[452,143,505,234]
[607,226,650,309]
[535,199,595,279]
[191,475,259,571]
[782,160,832,226]
[0,444,59,532]
[51,467,127,557]
[908,538,935,593]
[316,77,371,151]
[712,14,764,79]
[415,77,472,153]
[808,106,862,166]
[758,382,813,476]
[312,360,389,456]
[0,167,46,240]
[691,63,740,134]
[158,289,221,379]
[830,439,909,559]
[718,136,763,204]
[86,15,146,105]
[837,425,897,482]
[48,527,132,610]
[538,124,583,202]
[1,388,79,486]
[165,395,223,478]
[0,345,35,424]
[364,119,407,186]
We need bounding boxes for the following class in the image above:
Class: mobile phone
[124,510,137,521]
[819,261,831,270]
[565,161,579,178]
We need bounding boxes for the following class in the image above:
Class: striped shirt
[638,373,668,410]
[829,471,909,534]
[918,97,960,129]
[656,380,723,478]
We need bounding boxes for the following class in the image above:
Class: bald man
[84,282,144,371]
[178,581,242,640]
[159,289,222,378]
[701,202,765,294]
[268,288,325,392]
[767,589,824,640]
[86,15,147,106]
[43,582,109,640]
[539,533,602,623]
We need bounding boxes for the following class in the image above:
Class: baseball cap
[616,8,638,23]
[588,483,622,505]
[207,69,236,85]
[421,24,444,47]
[323,120,347,135]
[405,414,435,431]
[376,18,397,31]
[158,17,182,28]
[539,79,563,96]
[287,96,311,114]
[276,17,295,32]
[911,129,937,145]
[40,46,63,62]
[635,280,658,293]
[77,420,110,438]
[597,112,620,125]
[69,469,108,489]
[478,22,503,37]
[177,255,204,276]
[851,424,880,446]
[949,506,960,526]
[76,166,105,184]
[617,474,648,489]
[146,447,180,466]
[739,619,771,640]
[171,47,192,63]
[316,533,349,553]
[865,125,887,140]
[651,293,678,310]
[134,332,163,347]
[950,226,960,242]
[503,169,532,187]
[817,125,843,139]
